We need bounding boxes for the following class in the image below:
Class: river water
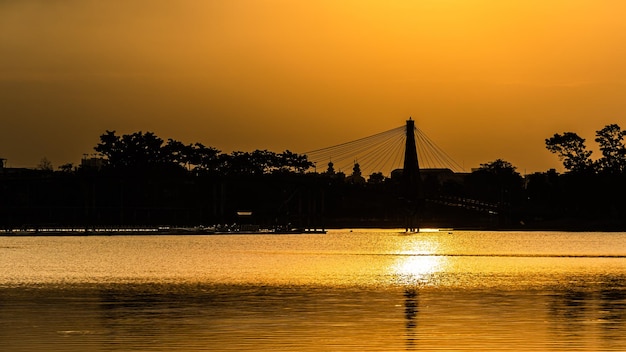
[1,230,625,351]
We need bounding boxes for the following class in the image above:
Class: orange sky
[2,0,626,173]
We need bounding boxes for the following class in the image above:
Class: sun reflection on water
[392,238,447,286]
[393,255,445,285]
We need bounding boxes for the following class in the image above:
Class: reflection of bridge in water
[305,119,502,229]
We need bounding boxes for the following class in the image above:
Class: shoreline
[2,225,626,236]
[0,226,328,236]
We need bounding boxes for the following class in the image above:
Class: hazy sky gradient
[2,0,626,172]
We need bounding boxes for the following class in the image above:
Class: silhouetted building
[345,162,366,184]
[324,161,335,175]
[420,168,467,185]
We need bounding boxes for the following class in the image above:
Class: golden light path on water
[391,231,447,286]
[1,229,625,290]
[1,230,626,351]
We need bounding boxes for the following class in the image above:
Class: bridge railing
[427,195,504,215]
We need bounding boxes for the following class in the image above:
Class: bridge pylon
[402,118,424,231]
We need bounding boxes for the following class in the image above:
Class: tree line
[90,130,313,175]
[546,124,626,174]
[80,124,626,177]
[4,125,626,230]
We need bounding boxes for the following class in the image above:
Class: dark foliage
[92,130,313,176]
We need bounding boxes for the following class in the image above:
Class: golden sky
[2,0,626,173]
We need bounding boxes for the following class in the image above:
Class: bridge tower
[402,118,424,231]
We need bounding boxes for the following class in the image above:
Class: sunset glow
[2,1,626,172]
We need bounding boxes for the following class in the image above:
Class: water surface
[1,230,625,351]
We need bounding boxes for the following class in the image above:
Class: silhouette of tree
[215,149,312,175]
[37,157,53,171]
[278,150,313,173]
[93,130,311,176]
[478,159,519,175]
[95,131,185,172]
[594,124,626,174]
[221,151,257,175]
[189,143,221,173]
[162,139,187,166]
[252,149,278,174]
[162,139,220,172]
[58,163,74,173]
[545,132,593,173]
[526,169,560,206]
[467,159,524,204]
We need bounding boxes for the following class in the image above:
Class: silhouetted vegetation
[3,125,626,231]
[545,132,593,173]
[536,123,626,229]
[94,130,313,176]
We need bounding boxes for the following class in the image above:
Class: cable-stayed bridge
[305,119,464,178]
[304,120,502,229]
